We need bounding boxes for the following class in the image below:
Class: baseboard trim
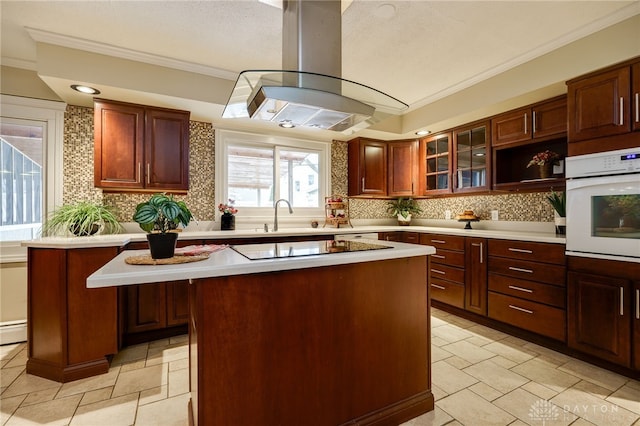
[0,321,27,345]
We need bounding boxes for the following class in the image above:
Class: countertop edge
[87,241,435,288]
[23,225,565,249]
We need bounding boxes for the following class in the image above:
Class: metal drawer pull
[636,289,639,320]
[138,162,142,181]
[508,285,533,293]
[431,284,446,290]
[431,269,446,275]
[431,254,445,259]
[619,97,624,125]
[508,248,532,254]
[509,266,533,274]
[361,178,365,192]
[146,163,151,184]
[620,287,624,316]
[509,304,533,314]
[524,113,528,134]
[431,239,446,244]
[636,93,639,123]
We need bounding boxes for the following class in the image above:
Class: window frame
[0,95,66,263]
[215,129,330,228]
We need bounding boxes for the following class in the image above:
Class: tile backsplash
[62,106,555,224]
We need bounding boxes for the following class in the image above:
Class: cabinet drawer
[488,292,566,341]
[489,257,566,287]
[420,234,465,251]
[430,279,464,309]
[489,240,565,265]
[431,249,465,267]
[430,264,464,284]
[489,273,565,308]
[402,232,420,244]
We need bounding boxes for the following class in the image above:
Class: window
[0,95,65,262]
[216,130,330,225]
[1,121,44,241]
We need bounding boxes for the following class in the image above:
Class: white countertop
[86,239,435,288]
[23,224,565,249]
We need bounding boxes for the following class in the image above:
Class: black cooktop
[230,239,390,260]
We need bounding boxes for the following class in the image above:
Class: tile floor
[1,308,638,425]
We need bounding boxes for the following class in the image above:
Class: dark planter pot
[69,223,100,236]
[221,213,235,231]
[146,232,179,259]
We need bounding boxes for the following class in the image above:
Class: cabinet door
[634,281,640,371]
[491,107,531,146]
[166,280,190,326]
[388,140,418,196]
[532,97,567,139]
[94,101,144,189]
[633,62,640,132]
[568,66,631,142]
[420,132,452,195]
[145,108,190,191]
[453,122,490,193]
[465,238,487,316]
[126,283,168,333]
[348,138,387,196]
[567,272,631,367]
[379,232,401,242]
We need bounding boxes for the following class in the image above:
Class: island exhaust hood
[222,0,408,133]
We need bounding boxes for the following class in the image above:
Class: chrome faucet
[273,199,293,232]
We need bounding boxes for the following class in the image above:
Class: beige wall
[0,66,61,101]
[0,263,27,323]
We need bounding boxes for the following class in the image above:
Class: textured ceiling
[2,1,639,139]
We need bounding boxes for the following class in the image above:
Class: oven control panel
[566,147,640,178]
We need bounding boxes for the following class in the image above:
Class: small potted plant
[386,197,422,226]
[42,200,123,237]
[546,190,566,234]
[218,199,238,231]
[133,193,193,259]
[527,150,560,179]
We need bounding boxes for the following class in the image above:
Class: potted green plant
[546,190,566,234]
[386,197,422,226]
[133,193,193,259]
[42,200,122,237]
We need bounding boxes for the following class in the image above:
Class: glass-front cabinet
[420,132,452,195]
[453,121,490,193]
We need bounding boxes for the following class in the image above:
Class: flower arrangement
[218,199,238,215]
[527,150,560,168]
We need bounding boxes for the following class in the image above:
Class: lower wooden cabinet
[125,283,167,334]
[487,240,567,341]
[167,281,190,326]
[567,256,640,370]
[568,270,632,367]
[27,247,119,382]
[465,238,487,316]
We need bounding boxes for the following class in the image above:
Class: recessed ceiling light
[278,120,295,129]
[70,84,100,95]
[415,130,431,136]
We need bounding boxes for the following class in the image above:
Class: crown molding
[25,27,239,81]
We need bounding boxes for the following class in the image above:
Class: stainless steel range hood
[222,0,407,133]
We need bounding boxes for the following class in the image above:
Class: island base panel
[189,256,433,425]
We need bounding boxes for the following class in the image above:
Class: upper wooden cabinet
[348,138,387,197]
[566,57,640,155]
[94,99,190,192]
[453,120,490,193]
[348,137,418,197]
[492,96,567,146]
[420,132,452,195]
[387,139,418,197]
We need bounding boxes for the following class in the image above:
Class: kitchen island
[88,239,435,426]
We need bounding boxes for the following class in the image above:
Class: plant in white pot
[42,200,123,237]
[133,193,193,259]
[546,190,566,235]
[386,197,422,226]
